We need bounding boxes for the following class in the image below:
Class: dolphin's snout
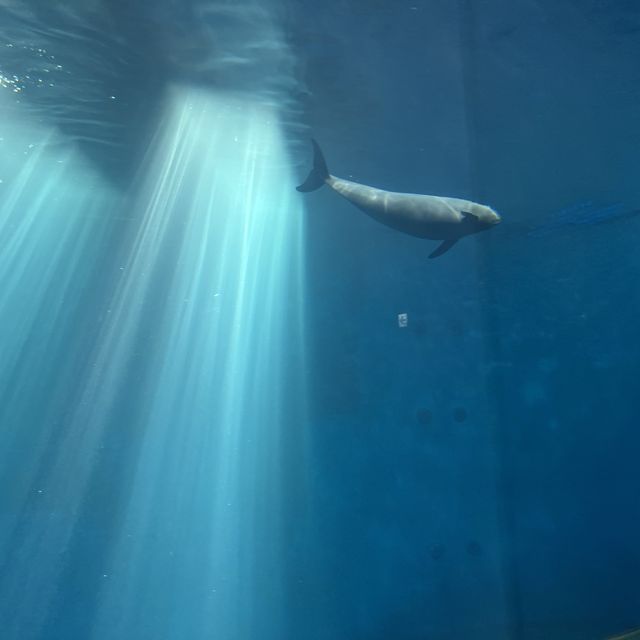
[490,210,502,225]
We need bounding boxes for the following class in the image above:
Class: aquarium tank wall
[0,1,638,639]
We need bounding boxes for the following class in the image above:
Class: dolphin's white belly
[327,176,470,240]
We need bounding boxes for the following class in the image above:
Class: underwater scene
[0,1,639,639]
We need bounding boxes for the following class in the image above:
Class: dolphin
[296,140,501,258]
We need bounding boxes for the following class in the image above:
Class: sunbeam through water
[0,85,309,640]
[88,87,309,640]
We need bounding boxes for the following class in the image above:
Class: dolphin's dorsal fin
[429,238,458,259]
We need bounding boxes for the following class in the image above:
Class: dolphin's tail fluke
[296,139,329,192]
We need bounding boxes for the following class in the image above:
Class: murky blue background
[1,1,639,639]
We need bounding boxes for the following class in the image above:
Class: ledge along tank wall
[1,1,640,640]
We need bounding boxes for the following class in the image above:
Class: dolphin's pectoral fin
[429,238,458,259]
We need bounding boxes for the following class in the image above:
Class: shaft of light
[0,86,309,640]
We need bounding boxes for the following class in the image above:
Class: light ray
[0,98,124,639]
[82,87,308,640]
[0,4,311,637]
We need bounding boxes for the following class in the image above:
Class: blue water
[1,1,639,639]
